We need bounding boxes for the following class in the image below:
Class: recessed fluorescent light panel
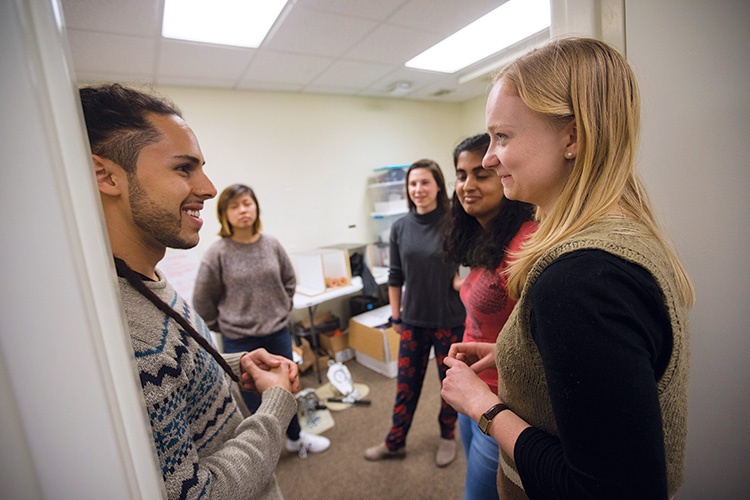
[405,0,550,73]
[162,0,288,48]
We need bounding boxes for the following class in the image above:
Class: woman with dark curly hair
[444,133,536,499]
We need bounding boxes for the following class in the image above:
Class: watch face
[478,415,490,434]
[478,403,507,435]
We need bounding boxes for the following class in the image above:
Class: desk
[293,269,387,382]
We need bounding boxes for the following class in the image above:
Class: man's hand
[239,348,300,394]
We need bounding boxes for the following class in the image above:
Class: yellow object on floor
[298,408,334,435]
[314,382,370,411]
[296,388,335,435]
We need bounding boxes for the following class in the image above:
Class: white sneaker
[286,432,331,455]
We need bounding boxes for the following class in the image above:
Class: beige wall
[156,87,492,322]
[160,87,487,258]
[460,93,489,137]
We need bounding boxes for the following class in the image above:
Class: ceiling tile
[59,0,516,102]
[389,0,506,34]
[311,60,395,88]
[236,81,306,92]
[345,23,443,64]
[67,30,156,75]
[300,84,360,97]
[300,0,406,20]
[367,66,449,93]
[157,39,255,81]
[156,75,238,89]
[74,72,156,87]
[263,5,378,57]
[240,51,333,86]
[61,0,161,36]
[417,76,483,101]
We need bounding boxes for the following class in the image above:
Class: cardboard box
[348,306,401,378]
[314,354,331,372]
[292,248,352,296]
[292,337,331,374]
[318,330,355,363]
[292,337,315,373]
[355,350,397,378]
[319,330,347,353]
[331,347,356,364]
[297,311,340,334]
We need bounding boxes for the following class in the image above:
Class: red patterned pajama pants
[385,323,464,450]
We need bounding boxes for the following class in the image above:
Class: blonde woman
[441,38,693,499]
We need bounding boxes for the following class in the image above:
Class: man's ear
[93,154,124,196]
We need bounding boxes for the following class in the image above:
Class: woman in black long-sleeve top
[441,38,694,500]
[364,159,465,467]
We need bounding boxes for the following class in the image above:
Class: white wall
[626,0,750,496]
[1,0,164,497]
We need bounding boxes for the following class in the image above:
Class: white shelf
[370,210,408,218]
[369,165,408,249]
[368,180,404,189]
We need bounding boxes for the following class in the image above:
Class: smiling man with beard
[80,84,299,500]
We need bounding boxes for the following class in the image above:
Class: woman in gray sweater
[193,184,330,457]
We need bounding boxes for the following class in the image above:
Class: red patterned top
[459,220,536,392]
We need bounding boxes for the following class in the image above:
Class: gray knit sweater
[120,272,297,499]
[193,235,296,339]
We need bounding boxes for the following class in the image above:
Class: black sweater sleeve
[514,250,673,500]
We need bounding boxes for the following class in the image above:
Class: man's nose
[195,171,216,199]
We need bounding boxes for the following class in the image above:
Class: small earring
[565,152,574,159]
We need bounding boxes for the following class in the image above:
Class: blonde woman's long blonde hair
[497,38,694,307]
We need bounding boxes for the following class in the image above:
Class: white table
[293,270,388,382]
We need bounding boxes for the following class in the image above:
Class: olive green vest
[496,219,690,497]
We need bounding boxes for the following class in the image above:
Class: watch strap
[477,403,509,435]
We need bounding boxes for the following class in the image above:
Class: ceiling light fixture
[162,0,288,48]
[388,81,413,96]
[456,29,549,85]
[405,0,550,74]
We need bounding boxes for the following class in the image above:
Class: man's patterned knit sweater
[119,271,297,499]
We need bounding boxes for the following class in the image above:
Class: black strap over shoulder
[114,257,239,382]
